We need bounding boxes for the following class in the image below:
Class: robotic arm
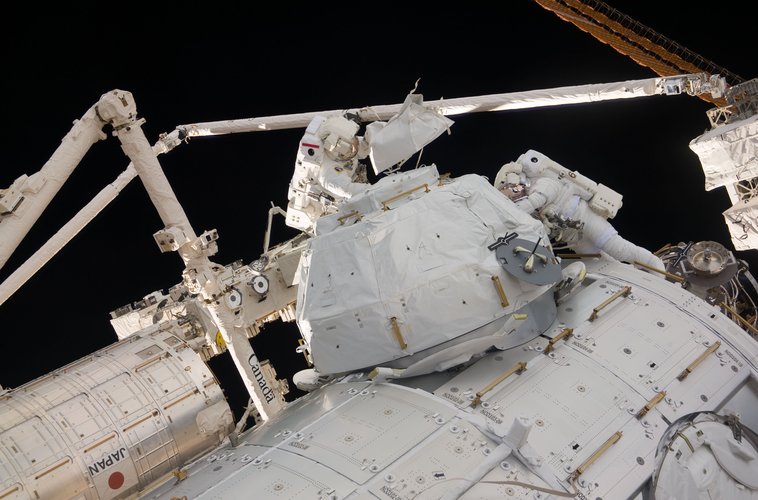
[0,102,108,271]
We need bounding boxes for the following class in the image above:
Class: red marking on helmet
[108,471,125,489]
[302,142,320,148]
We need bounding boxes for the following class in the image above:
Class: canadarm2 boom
[178,74,724,137]
[0,102,108,271]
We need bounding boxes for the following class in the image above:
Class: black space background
[1,3,756,418]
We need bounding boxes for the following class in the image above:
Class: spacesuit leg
[601,234,664,270]
[575,208,664,270]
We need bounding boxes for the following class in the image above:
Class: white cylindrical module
[0,326,233,499]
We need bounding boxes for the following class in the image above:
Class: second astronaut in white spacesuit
[284,93,454,235]
[496,150,665,270]
[285,115,369,233]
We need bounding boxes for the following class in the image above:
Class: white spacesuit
[496,150,665,270]
[285,115,369,232]
[285,94,454,234]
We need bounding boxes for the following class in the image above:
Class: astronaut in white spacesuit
[285,93,454,235]
[496,150,665,270]
[285,115,369,233]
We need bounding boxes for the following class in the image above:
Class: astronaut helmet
[321,116,360,162]
[500,182,528,202]
[494,161,522,189]
[494,161,528,202]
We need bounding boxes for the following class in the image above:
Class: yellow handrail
[678,341,721,381]
[381,184,430,210]
[390,317,408,350]
[636,391,666,419]
[572,431,622,479]
[544,328,573,354]
[491,275,510,307]
[471,362,527,407]
[338,210,362,225]
[589,286,631,321]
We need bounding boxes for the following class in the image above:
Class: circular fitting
[224,289,242,308]
[251,275,269,295]
[686,241,730,275]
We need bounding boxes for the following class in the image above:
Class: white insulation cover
[722,196,758,251]
[297,172,551,374]
[689,114,758,192]
[366,94,454,174]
